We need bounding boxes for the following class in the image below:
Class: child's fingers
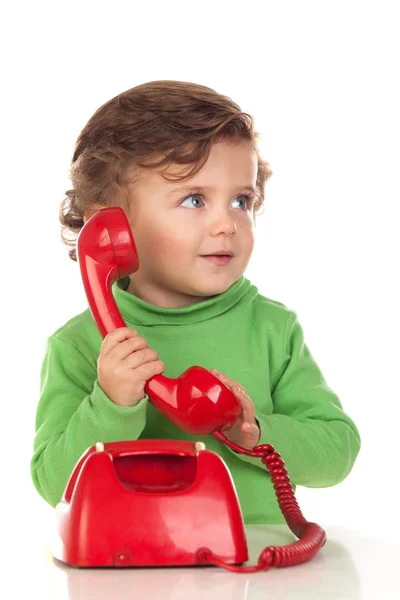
[101,328,139,355]
[211,368,256,425]
[210,368,244,392]
[232,385,256,425]
[109,335,149,363]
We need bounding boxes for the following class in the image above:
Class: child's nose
[210,213,237,235]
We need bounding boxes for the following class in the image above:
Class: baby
[31,80,361,524]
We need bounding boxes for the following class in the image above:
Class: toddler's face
[125,139,258,307]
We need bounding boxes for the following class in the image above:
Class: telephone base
[52,440,249,568]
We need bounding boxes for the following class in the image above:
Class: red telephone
[53,207,326,573]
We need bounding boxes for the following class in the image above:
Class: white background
[2,0,399,556]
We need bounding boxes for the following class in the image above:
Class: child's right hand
[97,328,165,407]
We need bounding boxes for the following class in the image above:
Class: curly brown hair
[60,80,273,261]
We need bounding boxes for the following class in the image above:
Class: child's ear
[83,203,104,223]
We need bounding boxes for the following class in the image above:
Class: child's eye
[180,193,254,210]
[181,194,204,208]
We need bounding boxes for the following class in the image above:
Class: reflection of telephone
[53,207,326,572]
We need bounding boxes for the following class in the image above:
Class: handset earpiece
[77,208,139,338]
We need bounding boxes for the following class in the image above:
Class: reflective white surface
[6,521,399,599]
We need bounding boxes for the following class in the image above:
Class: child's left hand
[210,368,260,450]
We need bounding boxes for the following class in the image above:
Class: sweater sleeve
[226,311,361,486]
[31,335,149,507]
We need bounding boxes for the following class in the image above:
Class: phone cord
[195,431,327,573]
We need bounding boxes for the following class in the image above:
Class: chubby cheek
[138,221,192,266]
[245,233,255,256]
[234,227,254,259]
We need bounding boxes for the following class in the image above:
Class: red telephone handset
[74,206,326,572]
[77,206,242,435]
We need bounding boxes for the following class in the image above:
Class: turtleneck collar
[113,276,255,326]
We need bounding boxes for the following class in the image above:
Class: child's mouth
[201,255,233,266]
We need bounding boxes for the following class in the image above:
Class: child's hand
[210,368,260,450]
[98,328,165,407]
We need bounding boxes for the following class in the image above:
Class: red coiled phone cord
[195,431,327,573]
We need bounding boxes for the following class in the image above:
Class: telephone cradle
[52,206,327,573]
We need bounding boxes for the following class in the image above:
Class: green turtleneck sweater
[31,276,360,524]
